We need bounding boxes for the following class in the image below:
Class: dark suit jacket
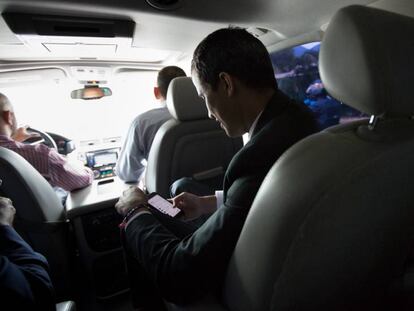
[0,225,55,310]
[125,90,319,304]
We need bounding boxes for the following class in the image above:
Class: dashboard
[84,148,120,180]
[32,129,122,180]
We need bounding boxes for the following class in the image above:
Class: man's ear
[154,87,162,100]
[2,110,13,125]
[218,72,234,97]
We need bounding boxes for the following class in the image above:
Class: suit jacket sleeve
[124,95,318,304]
[125,171,263,304]
[0,225,55,310]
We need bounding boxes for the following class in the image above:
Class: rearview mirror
[71,86,112,100]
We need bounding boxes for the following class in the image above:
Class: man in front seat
[115,28,319,308]
[0,93,94,191]
[115,66,186,183]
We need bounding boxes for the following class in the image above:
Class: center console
[66,178,133,308]
[84,148,119,179]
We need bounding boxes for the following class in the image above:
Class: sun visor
[0,68,67,86]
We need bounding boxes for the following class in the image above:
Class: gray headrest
[166,76,209,121]
[319,5,414,117]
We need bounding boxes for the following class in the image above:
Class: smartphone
[147,192,181,217]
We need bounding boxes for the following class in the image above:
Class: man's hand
[12,126,41,143]
[0,196,16,226]
[172,192,217,220]
[115,186,148,216]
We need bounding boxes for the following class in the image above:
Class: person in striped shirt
[0,93,94,192]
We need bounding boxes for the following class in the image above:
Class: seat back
[0,146,72,299]
[223,6,414,310]
[146,77,242,197]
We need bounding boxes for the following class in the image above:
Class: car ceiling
[0,0,412,64]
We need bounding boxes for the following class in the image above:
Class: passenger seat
[145,77,242,198]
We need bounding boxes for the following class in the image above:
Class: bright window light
[1,70,159,149]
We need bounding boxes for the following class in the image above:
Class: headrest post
[368,115,379,131]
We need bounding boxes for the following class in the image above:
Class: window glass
[270,42,366,129]
[1,70,158,144]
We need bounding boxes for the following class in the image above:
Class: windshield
[2,70,158,147]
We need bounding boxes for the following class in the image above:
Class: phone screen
[148,193,181,217]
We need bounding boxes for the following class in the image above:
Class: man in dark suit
[0,196,55,310]
[115,28,318,308]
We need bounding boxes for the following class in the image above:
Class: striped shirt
[0,135,94,191]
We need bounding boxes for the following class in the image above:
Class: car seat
[145,76,243,198]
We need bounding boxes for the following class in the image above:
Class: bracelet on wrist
[118,203,148,229]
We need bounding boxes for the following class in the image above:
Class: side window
[270,42,366,129]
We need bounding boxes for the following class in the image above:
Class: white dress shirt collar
[248,109,264,139]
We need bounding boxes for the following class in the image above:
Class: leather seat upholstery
[168,5,414,310]
[0,146,72,300]
[145,76,243,197]
[223,5,414,311]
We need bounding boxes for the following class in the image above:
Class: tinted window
[270,42,366,129]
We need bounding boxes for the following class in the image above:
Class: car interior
[0,0,413,310]
[146,76,243,198]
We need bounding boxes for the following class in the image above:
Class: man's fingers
[29,132,41,138]
[0,197,13,207]
[114,200,121,209]
[115,186,147,216]
[122,186,133,196]
[115,197,124,208]
[0,196,11,203]
[171,192,188,205]
[123,185,136,194]
[172,198,184,208]
[172,192,187,200]
[114,201,127,216]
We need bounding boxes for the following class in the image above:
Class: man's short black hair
[157,66,186,98]
[191,28,277,90]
